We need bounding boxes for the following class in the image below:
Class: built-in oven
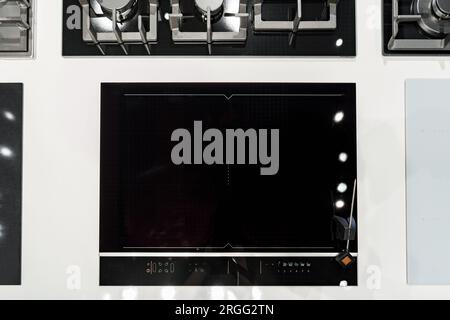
[99,83,357,286]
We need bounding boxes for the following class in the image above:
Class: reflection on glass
[337,183,348,193]
[0,146,14,158]
[334,111,344,123]
[335,200,345,209]
[3,110,15,121]
[338,152,348,163]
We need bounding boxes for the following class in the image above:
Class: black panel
[100,83,357,286]
[0,84,22,285]
[62,0,356,56]
[100,256,357,286]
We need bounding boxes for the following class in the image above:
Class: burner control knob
[433,0,450,19]
[94,0,137,22]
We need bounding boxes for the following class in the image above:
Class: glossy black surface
[100,256,357,286]
[0,84,22,285]
[383,0,450,55]
[63,0,356,56]
[100,83,357,253]
[100,83,357,285]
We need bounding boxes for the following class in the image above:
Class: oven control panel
[100,256,357,286]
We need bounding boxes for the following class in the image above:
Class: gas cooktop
[0,0,33,57]
[63,0,356,56]
[100,83,357,286]
[384,0,450,54]
[0,84,22,285]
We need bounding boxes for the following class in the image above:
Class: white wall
[0,0,449,300]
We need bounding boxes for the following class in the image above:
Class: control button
[335,252,355,268]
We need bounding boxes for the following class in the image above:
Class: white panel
[4,0,450,300]
[407,79,450,285]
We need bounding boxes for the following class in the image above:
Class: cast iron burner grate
[0,0,32,57]
[79,0,157,55]
[254,0,337,31]
[167,0,249,54]
[385,0,450,53]
[64,0,356,56]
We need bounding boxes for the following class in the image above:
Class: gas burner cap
[94,0,137,22]
[195,0,224,20]
[413,0,450,37]
[433,0,450,19]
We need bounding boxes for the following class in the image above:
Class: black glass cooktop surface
[100,83,357,286]
[0,84,22,285]
[63,0,356,56]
